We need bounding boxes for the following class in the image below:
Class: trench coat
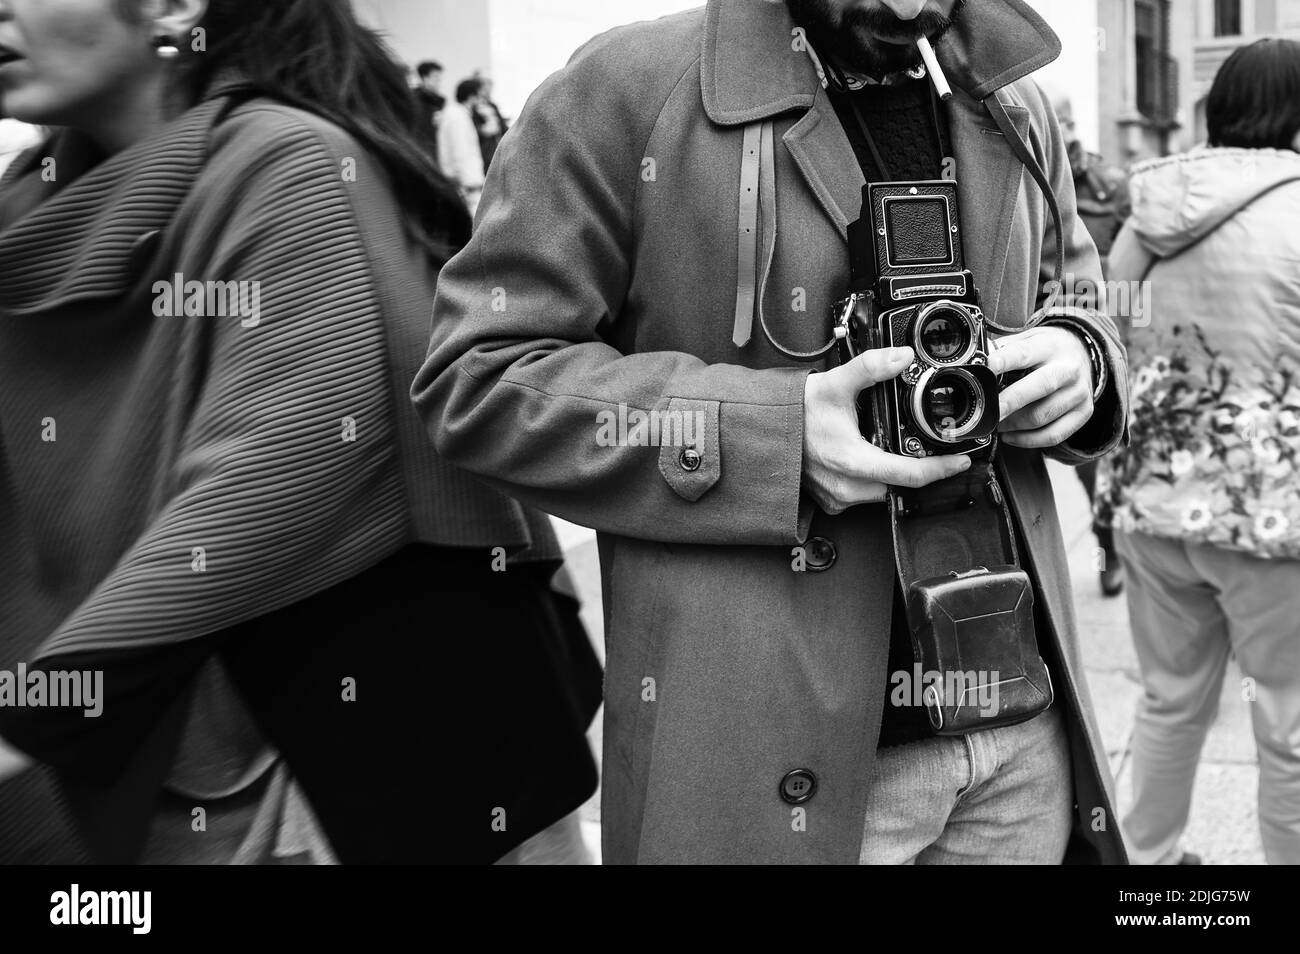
[414,0,1130,864]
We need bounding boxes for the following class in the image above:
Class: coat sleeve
[1022,83,1131,464]
[412,43,813,547]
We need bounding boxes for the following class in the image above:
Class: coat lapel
[781,86,862,241]
[950,90,1033,327]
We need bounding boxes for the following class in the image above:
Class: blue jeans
[859,706,1073,864]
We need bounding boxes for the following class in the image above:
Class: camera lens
[917,307,972,363]
[922,372,978,437]
[910,365,999,445]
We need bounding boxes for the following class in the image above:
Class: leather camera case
[890,463,1054,735]
[905,566,1053,734]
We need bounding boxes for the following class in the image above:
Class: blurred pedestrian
[1103,37,1300,865]
[0,0,600,865]
[1051,92,1129,275]
[471,72,508,169]
[437,77,487,218]
[1051,90,1131,596]
[414,59,446,163]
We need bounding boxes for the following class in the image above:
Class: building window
[1215,0,1242,36]
[1136,0,1178,125]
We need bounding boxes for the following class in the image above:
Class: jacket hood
[1126,147,1300,258]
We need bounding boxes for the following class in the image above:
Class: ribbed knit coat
[0,81,593,863]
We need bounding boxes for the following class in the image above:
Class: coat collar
[701,0,1061,125]
[0,73,252,317]
[703,0,1057,331]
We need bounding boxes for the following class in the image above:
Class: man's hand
[988,326,1094,449]
[803,346,973,515]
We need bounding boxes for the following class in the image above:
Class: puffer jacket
[1101,147,1300,559]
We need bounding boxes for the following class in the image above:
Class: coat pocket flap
[656,398,721,503]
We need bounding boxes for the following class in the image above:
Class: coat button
[679,447,702,472]
[805,536,837,572]
[780,768,817,805]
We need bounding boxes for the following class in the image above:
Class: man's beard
[786,0,966,79]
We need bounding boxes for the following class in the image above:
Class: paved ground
[554,460,1265,864]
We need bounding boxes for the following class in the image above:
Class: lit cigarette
[916,37,952,101]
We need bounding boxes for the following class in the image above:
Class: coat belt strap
[733,123,763,347]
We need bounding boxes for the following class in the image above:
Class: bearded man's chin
[844,36,924,76]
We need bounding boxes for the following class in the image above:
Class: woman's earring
[153,34,181,60]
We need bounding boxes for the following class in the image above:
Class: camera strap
[983,95,1065,292]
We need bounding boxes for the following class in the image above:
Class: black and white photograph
[0,0,1294,932]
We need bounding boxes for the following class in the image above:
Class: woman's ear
[151,0,209,46]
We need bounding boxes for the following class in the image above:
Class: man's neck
[828,53,924,90]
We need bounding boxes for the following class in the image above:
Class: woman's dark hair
[456,78,485,104]
[159,0,472,260]
[1206,38,1300,151]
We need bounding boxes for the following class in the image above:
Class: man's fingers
[1002,404,1092,449]
[998,364,1071,422]
[855,442,972,489]
[812,442,971,512]
[827,346,915,398]
[1000,383,1088,434]
[987,330,1045,376]
[882,453,973,489]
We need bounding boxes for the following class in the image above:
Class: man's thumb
[829,346,915,397]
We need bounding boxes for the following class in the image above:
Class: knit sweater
[828,76,953,749]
